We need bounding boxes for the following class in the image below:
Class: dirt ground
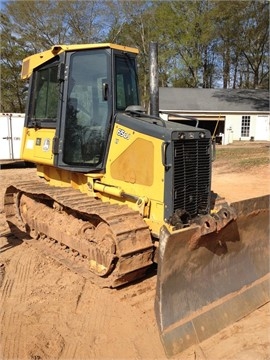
[0,147,269,360]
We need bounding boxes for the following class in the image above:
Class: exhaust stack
[149,42,159,117]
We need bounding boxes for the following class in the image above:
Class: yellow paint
[21,127,55,165]
[36,164,93,196]
[106,124,164,196]
[110,138,154,185]
[32,120,167,234]
[101,123,166,227]
[21,43,139,79]
[93,182,123,197]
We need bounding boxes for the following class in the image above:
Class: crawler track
[4,180,154,288]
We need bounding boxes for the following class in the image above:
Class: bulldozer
[4,42,269,357]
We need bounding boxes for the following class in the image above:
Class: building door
[0,114,24,160]
[0,114,11,160]
[255,115,269,141]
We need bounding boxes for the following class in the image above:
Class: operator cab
[25,44,139,172]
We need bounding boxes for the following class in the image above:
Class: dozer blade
[155,195,270,357]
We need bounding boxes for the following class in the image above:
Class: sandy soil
[0,156,269,360]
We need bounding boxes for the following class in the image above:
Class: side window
[33,66,59,121]
[115,55,139,111]
[116,74,126,109]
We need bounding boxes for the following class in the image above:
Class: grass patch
[215,145,270,171]
[238,157,269,169]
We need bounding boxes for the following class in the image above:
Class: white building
[159,88,269,145]
[0,113,25,160]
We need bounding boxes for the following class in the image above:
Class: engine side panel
[21,127,56,165]
[104,121,166,234]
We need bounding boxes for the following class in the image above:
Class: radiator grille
[173,139,211,217]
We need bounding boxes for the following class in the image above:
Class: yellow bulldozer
[4,42,269,357]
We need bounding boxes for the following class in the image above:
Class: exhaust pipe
[149,42,159,117]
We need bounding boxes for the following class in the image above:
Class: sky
[0,0,7,11]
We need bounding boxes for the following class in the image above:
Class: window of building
[241,116,250,137]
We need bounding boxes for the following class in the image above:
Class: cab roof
[21,43,139,80]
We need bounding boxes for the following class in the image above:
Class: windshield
[63,50,110,166]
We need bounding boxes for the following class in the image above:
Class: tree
[0,1,119,112]
[152,1,219,88]
[212,1,269,89]
[238,1,269,88]
[0,12,29,112]
[108,1,161,108]
[1,0,269,112]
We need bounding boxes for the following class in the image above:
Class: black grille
[173,139,211,217]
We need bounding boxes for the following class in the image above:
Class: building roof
[159,88,269,112]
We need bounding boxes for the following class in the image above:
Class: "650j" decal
[117,128,130,140]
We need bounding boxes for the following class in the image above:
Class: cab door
[57,49,112,172]
[21,58,61,165]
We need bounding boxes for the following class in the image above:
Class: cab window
[32,66,59,121]
[115,55,139,111]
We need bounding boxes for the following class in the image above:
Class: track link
[4,179,154,288]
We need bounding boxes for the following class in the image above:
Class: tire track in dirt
[16,256,32,302]
[1,277,14,302]
[60,282,120,359]
[61,342,80,360]
[0,244,34,360]
[2,311,23,359]
[59,275,164,360]
[119,274,157,318]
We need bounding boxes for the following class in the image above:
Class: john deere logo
[43,138,50,151]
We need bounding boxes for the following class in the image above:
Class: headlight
[178,133,185,139]
[199,132,205,138]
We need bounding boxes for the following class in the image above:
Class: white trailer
[0,113,25,161]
